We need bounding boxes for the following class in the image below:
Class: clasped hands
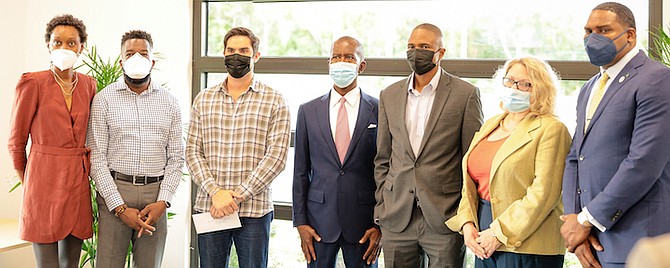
[560,214,604,268]
[117,201,168,238]
[210,189,244,219]
[463,222,501,260]
[296,225,381,265]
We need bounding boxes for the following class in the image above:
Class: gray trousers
[33,235,82,268]
[95,180,167,268]
[381,206,465,268]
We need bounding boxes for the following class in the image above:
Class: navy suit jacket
[563,51,670,264]
[292,90,379,243]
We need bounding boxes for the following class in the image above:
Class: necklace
[50,68,78,96]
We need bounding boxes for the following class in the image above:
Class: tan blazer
[446,113,571,255]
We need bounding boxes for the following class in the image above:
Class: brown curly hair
[121,30,154,49]
[44,14,87,43]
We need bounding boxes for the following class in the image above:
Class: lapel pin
[619,76,625,83]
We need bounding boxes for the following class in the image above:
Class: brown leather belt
[111,171,163,185]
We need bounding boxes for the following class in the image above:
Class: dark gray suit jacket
[374,68,483,234]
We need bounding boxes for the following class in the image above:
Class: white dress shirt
[329,87,360,141]
[405,70,441,157]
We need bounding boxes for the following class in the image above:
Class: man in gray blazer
[374,23,483,268]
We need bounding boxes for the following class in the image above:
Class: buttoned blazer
[446,113,571,255]
[292,91,379,243]
[562,51,670,264]
[374,68,484,234]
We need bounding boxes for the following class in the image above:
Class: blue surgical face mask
[497,84,531,113]
[583,31,628,66]
[329,62,359,88]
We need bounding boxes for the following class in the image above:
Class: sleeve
[489,121,572,247]
[373,90,391,220]
[292,104,310,226]
[233,95,291,199]
[185,94,220,197]
[562,132,580,215]
[88,93,126,211]
[461,87,484,155]
[8,73,39,171]
[445,142,481,233]
[586,70,670,229]
[158,97,185,204]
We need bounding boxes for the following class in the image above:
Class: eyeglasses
[502,77,532,91]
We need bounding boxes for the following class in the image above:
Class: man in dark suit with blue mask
[561,2,670,268]
[293,36,381,267]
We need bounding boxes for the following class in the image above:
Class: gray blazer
[374,68,483,234]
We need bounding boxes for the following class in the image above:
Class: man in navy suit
[561,2,670,268]
[293,36,381,268]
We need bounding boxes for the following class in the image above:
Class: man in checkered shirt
[186,27,291,268]
[88,30,184,268]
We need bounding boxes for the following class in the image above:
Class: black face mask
[124,73,151,87]
[407,49,437,75]
[224,53,252,78]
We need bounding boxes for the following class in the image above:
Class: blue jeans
[198,211,273,268]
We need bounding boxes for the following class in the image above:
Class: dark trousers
[476,199,563,268]
[308,234,378,268]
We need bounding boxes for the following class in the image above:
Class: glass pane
[204,72,583,203]
[205,0,648,60]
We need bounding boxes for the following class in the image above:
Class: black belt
[111,171,163,185]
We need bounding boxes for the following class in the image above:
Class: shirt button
[339,170,345,175]
[409,190,414,194]
[515,241,522,247]
[414,163,420,168]
[490,198,499,204]
[579,155,585,161]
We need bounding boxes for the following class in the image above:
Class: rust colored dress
[7,70,96,243]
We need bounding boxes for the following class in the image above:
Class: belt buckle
[132,175,145,186]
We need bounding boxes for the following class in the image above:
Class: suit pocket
[307,189,325,204]
[384,175,395,191]
[442,180,462,194]
[358,190,376,204]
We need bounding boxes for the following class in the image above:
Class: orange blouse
[466,136,507,201]
[7,70,96,243]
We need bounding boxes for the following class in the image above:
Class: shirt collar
[115,76,159,94]
[407,69,441,94]
[220,76,260,93]
[330,87,361,108]
[601,47,640,79]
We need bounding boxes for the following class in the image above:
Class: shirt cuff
[579,207,607,232]
[106,192,126,212]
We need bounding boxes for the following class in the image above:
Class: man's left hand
[560,214,591,252]
[140,201,168,226]
[359,227,382,265]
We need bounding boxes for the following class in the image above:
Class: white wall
[0,1,192,267]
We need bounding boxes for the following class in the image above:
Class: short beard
[124,73,151,87]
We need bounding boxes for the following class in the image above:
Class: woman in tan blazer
[446,56,571,268]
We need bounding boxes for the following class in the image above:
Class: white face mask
[50,49,79,71]
[329,62,359,88]
[123,53,153,79]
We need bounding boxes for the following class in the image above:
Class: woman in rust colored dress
[7,14,96,268]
